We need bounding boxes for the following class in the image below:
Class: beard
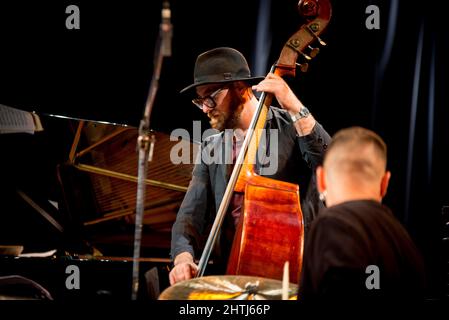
[207,88,245,131]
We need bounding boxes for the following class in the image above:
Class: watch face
[300,107,310,117]
[291,107,310,122]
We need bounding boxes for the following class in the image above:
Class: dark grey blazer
[170,107,331,261]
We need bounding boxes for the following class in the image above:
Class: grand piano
[0,0,211,299]
[0,109,199,299]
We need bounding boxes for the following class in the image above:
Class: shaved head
[317,127,390,206]
[324,127,387,182]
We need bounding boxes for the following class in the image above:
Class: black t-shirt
[298,200,426,302]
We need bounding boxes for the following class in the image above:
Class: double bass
[196,0,332,284]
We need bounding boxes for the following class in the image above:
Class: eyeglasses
[192,87,227,109]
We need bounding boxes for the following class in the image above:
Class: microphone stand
[131,1,172,300]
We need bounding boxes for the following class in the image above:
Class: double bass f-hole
[196,0,332,283]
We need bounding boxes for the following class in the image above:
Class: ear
[380,171,391,198]
[316,166,326,194]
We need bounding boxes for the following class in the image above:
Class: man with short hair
[299,126,426,301]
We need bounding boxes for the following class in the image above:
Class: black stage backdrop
[0,0,448,301]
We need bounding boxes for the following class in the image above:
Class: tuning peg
[299,51,312,61]
[296,62,309,73]
[308,46,320,58]
[306,25,327,47]
[316,37,327,47]
[287,38,312,60]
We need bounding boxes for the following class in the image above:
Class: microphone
[160,0,172,57]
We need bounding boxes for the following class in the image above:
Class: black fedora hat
[180,47,265,94]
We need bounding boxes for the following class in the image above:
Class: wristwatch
[290,107,311,122]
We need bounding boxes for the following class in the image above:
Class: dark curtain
[173,0,449,298]
[372,0,448,299]
[267,0,448,298]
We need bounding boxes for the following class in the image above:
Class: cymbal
[159,275,298,300]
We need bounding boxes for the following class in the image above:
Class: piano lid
[0,113,198,258]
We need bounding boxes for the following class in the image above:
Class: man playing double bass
[169,47,331,285]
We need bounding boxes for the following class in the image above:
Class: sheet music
[0,104,43,134]
[19,249,57,258]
